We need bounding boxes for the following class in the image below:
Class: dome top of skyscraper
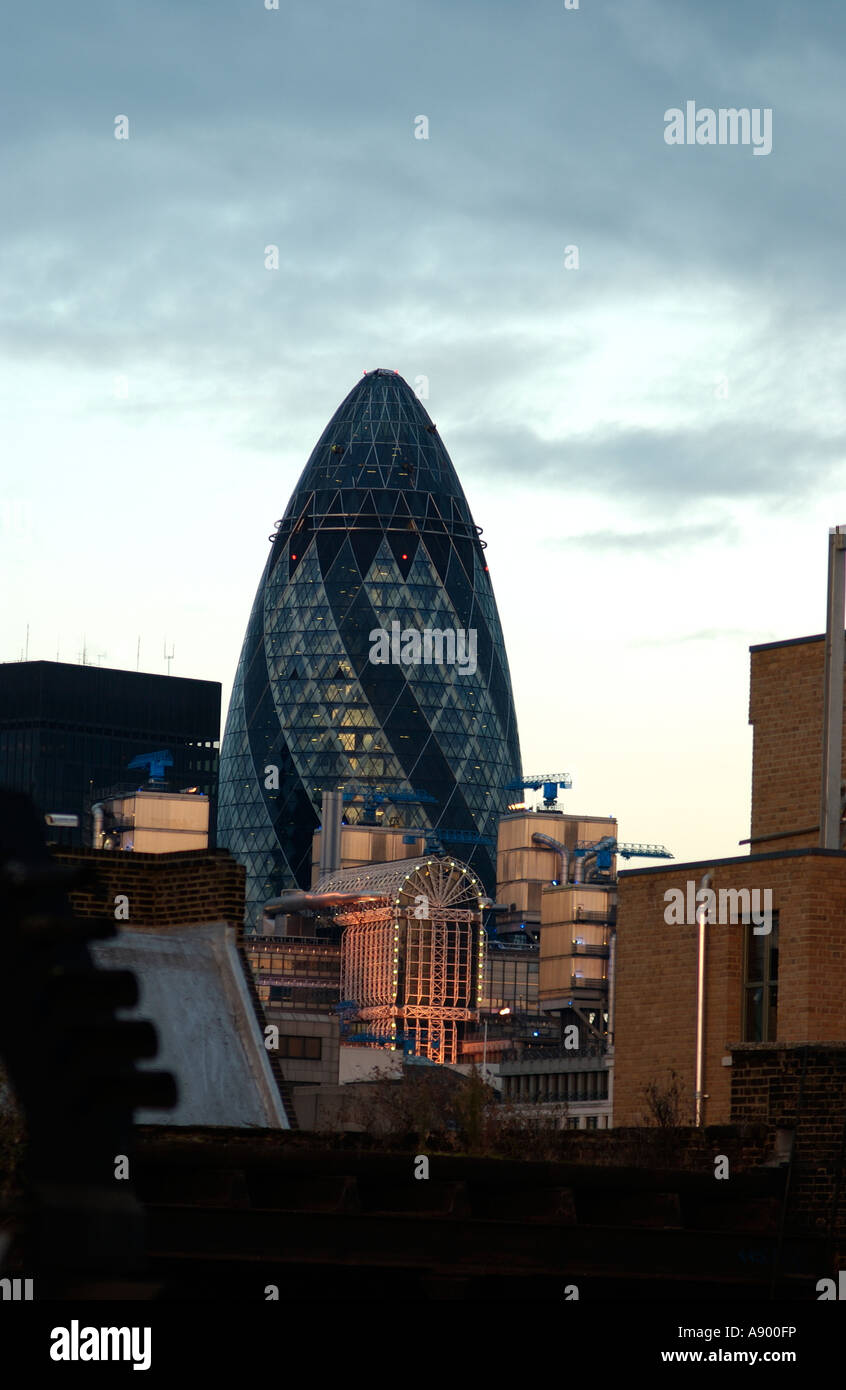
[273,367,463,529]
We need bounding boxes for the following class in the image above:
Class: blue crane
[401,827,495,851]
[341,784,437,822]
[338,783,492,853]
[505,772,573,808]
[574,836,674,873]
[127,750,173,782]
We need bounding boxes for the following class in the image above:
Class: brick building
[47,843,298,1126]
[614,631,846,1127]
[731,1041,846,1238]
[748,634,839,851]
[54,846,246,937]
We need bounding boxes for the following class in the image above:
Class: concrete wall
[91,923,289,1128]
[540,883,613,1003]
[107,791,209,853]
[339,1047,402,1084]
[310,825,426,886]
[262,1010,340,1087]
[496,812,616,922]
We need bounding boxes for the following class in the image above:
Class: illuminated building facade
[318,854,485,1065]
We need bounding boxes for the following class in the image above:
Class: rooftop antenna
[136,636,141,672]
[79,635,88,666]
[163,640,175,676]
[25,624,29,661]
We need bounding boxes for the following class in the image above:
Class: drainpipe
[91,803,104,849]
[820,525,846,847]
[607,927,617,1054]
[694,871,712,1127]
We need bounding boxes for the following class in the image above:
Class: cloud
[552,519,740,554]
[458,420,846,508]
[2,0,846,702]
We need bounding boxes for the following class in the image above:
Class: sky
[3,0,846,868]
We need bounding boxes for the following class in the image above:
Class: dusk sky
[3,0,845,867]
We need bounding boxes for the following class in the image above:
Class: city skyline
[3,2,846,1336]
[4,1,846,872]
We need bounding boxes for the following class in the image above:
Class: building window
[742,912,778,1042]
[277,1035,322,1060]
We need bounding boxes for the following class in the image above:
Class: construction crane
[127,750,173,782]
[340,784,436,822]
[610,841,673,861]
[531,832,673,885]
[339,784,493,849]
[575,836,673,861]
[504,773,572,809]
[573,836,673,880]
[401,827,495,851]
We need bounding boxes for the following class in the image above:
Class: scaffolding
[318,856,484,1065]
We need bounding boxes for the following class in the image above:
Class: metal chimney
[318,790,343,878]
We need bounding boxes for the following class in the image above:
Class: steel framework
[321,856,485,1065]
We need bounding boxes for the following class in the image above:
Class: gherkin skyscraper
[218,369,521,924]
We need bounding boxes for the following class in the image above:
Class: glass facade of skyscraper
[218,370,521,924]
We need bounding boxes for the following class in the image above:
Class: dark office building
[218,369,522,924]
[0,661,221,846]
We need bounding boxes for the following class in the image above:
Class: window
[742,912,778,1042]
[277,1035,322,1060]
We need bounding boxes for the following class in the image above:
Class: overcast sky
[3,0,845,867]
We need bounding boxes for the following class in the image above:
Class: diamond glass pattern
[218,370,521,925]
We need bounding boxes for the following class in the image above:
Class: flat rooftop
[749,633,826,652]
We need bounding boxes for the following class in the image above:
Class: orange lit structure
[317,856,485,1065]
